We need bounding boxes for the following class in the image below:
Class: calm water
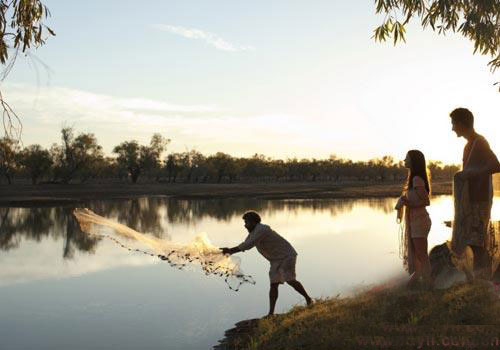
[1,196,499,350]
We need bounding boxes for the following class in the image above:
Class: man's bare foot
[306,297,313,306]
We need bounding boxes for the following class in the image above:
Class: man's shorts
[269,255,297,284]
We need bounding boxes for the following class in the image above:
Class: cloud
[6,84,219,114]
[4,84,221,128]
[153,24,254,52]
[4,83,349,159]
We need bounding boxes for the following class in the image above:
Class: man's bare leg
[268,283,279,315]
[286,280,313,305]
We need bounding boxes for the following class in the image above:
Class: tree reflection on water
[0,197,395,256]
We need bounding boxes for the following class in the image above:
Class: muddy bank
[0,181,452,206]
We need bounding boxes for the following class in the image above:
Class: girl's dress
[406,176,432,238]
[398,176,431,273]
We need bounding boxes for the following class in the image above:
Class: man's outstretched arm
[220,247,242,255]
[222,225,266,255]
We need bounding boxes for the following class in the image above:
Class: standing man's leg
[470,205,493,279]
[269,283,279,315]
[286,280,313,305]
[470,245,490,279]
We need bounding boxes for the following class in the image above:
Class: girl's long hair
[405,150,431,194]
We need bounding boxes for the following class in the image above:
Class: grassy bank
[237,281,500,350]
[0,180,452,206]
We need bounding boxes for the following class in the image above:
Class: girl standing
[396,150,432,288]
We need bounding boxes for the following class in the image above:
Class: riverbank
[0,180,453,206]
[215,281,500,350]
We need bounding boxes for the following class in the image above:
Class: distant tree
[0,1,55,137]
[97,156,122,180]
[208,152,237,183]
[19,144,52,184]
[113,134,170,183]
[51,127,104,183]
[271,159,286,182]
[309,159,321,182]
[428,160,443,180]
[286,158,299,181]
[373,0,500,90]
[182,150,205,183]
[113,141,141,183]
[0,137,19,184]
[429,160,461,180]
[77,153,107,183]
[241,154,270,181]
[163,150,205,183]
[165,153,180,183]
[371,155,395,181]
[325,155,343,182]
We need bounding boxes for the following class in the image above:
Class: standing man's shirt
[463,134,500,203]
[238,223,297,261]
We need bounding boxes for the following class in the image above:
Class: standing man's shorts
[269,255,297,284]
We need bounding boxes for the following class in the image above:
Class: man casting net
[73,208,255,291]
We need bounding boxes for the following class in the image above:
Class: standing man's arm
[462,138,500,178]
[493,157,500,174]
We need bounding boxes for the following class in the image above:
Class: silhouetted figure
[221,211,312,316]
[450,108,500,280]
[396,150,432,289]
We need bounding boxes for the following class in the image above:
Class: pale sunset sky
[4,0,500,164]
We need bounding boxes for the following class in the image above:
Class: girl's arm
[403,177,430,208]
[404,186,430,207]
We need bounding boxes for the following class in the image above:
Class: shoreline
[0,181,453,206]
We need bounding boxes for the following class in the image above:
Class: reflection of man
[450,108,500,278]
[221,211,312,316]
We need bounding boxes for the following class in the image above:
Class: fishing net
[73,208,255,291]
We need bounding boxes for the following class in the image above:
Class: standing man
[221,211,313,316]
[450,108,500,279]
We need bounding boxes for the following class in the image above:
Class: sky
[3,0,499,164]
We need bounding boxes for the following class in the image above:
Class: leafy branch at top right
[373,0,500,90]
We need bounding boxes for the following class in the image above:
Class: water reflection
[163,197,396,224]
[0,207,100,257]
[0,196,498,350]
[0,197,395,255]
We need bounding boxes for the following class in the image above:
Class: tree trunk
[131,170,140,184]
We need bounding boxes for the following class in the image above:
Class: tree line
[0,127,462,185]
